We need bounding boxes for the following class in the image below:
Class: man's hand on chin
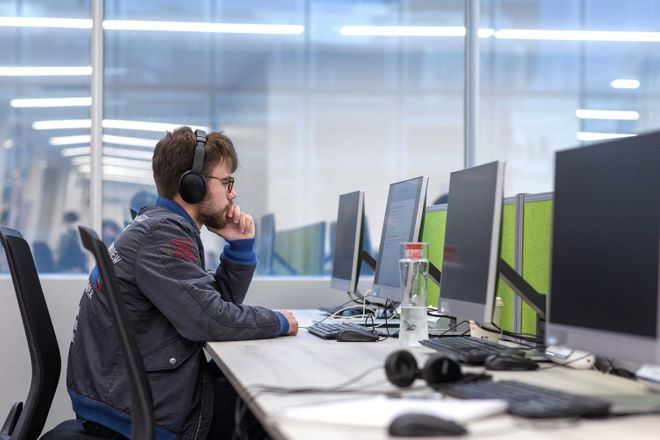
[207,203,255,241]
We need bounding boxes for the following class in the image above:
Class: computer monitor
[256,214,275,275]
[437,161,504,325]
[372,176,428,302]
[547,131,660,365]
[330,191,365,294]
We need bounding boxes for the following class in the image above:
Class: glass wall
[0,1,91,274]
[3,0,659,275]
[102,0,465,274]
[480,0,660,194]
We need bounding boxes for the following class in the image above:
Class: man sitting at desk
[67,127,298,440]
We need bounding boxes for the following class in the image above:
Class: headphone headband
[178,128,208,204]
[191,129,207,175]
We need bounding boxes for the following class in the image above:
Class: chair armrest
[1,401,23,436]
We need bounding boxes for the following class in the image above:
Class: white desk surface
[206,310,660,440]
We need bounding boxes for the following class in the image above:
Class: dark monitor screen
[547,131,660,364]
[330,191,364,293]
[438,161,504,324]
[373,176,428,301]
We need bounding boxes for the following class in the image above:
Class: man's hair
[152,126,238,198]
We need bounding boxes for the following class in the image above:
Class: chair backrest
[0,228,61,440]
[77,226,155,440]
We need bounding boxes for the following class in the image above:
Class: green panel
[497,202,516,331]
[521,199,553,335]
[274,222,326,275]
[421,209,446,307]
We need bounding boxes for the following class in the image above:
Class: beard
[198,201,230,230]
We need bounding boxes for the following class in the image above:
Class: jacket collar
[154,196,199,231]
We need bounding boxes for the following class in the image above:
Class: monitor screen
[547,131,660,364]
[330,191,364,293]
[438,161,504,325]
[373,176,428,302]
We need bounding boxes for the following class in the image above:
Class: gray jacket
[67,201,283,440]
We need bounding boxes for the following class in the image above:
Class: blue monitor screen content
[373,176,428,302]
[438,161,504,325]
[330,191,364,293]
[547,131,660,365]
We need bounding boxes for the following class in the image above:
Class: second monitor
[438,161,505,327]
[372,176,429,303]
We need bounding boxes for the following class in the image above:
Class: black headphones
[178,129,208,204]
[385,350,464,388]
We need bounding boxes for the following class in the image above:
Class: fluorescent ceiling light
[0,16,91,29]
[11,97,91,108]
[611,79,640,89]
[102,135,158,147]
[576,109,639,121]
[61,146,153,160]
[0,16,302,35]
[51,134,158,147]
[78,164,155,185]
[33,119,91,130]
[50,135,91,146]
[72,156,152,170]
[577,131,636,142]
[104,147,153,160]
[104,20,304,35]
[61,147,90,157]
[339,25,495,38]
[35,119,208,133]
[495,29,660,42]
[0,66,92,76]
[103,119,208,133]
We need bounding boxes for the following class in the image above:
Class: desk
[206,310,660,439]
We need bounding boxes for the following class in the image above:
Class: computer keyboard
[420,336,522,364]
[307,322,372,340]
[442,380,611,418]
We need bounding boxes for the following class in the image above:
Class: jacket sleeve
[134,218,281,342]
[214,238,256,304]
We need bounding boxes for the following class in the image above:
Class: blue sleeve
[275,311,289,336]
[222,237,256,265]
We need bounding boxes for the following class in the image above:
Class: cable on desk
[429,320,469,338]
[488,322,544,346]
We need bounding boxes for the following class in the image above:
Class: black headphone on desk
[178,129,208,204]
[385,350,464,388]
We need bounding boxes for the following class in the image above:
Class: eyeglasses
[205,175,234,193]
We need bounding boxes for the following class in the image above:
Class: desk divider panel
[520,193,553,335]
[273,222,326,275]
[421,205,447,307]
[498,197,517,332]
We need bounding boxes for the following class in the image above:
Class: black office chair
[0,227,63,440]
[0,226,153,440]
[75,226,155,440]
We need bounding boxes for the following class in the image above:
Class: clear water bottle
[399,242,429,346]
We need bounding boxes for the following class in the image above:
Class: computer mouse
[336,328,379,342]
[388,413,467,437]
[461,348,489,364]
[484,354,539,371]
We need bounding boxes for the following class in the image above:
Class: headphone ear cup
[422,355,463,386]
[385,350,419,388]
[178,171,207,204]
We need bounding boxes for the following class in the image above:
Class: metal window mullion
[464,0,479,169]
[90,0,104,233]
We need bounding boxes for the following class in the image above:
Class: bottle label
[404,242,424,259]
